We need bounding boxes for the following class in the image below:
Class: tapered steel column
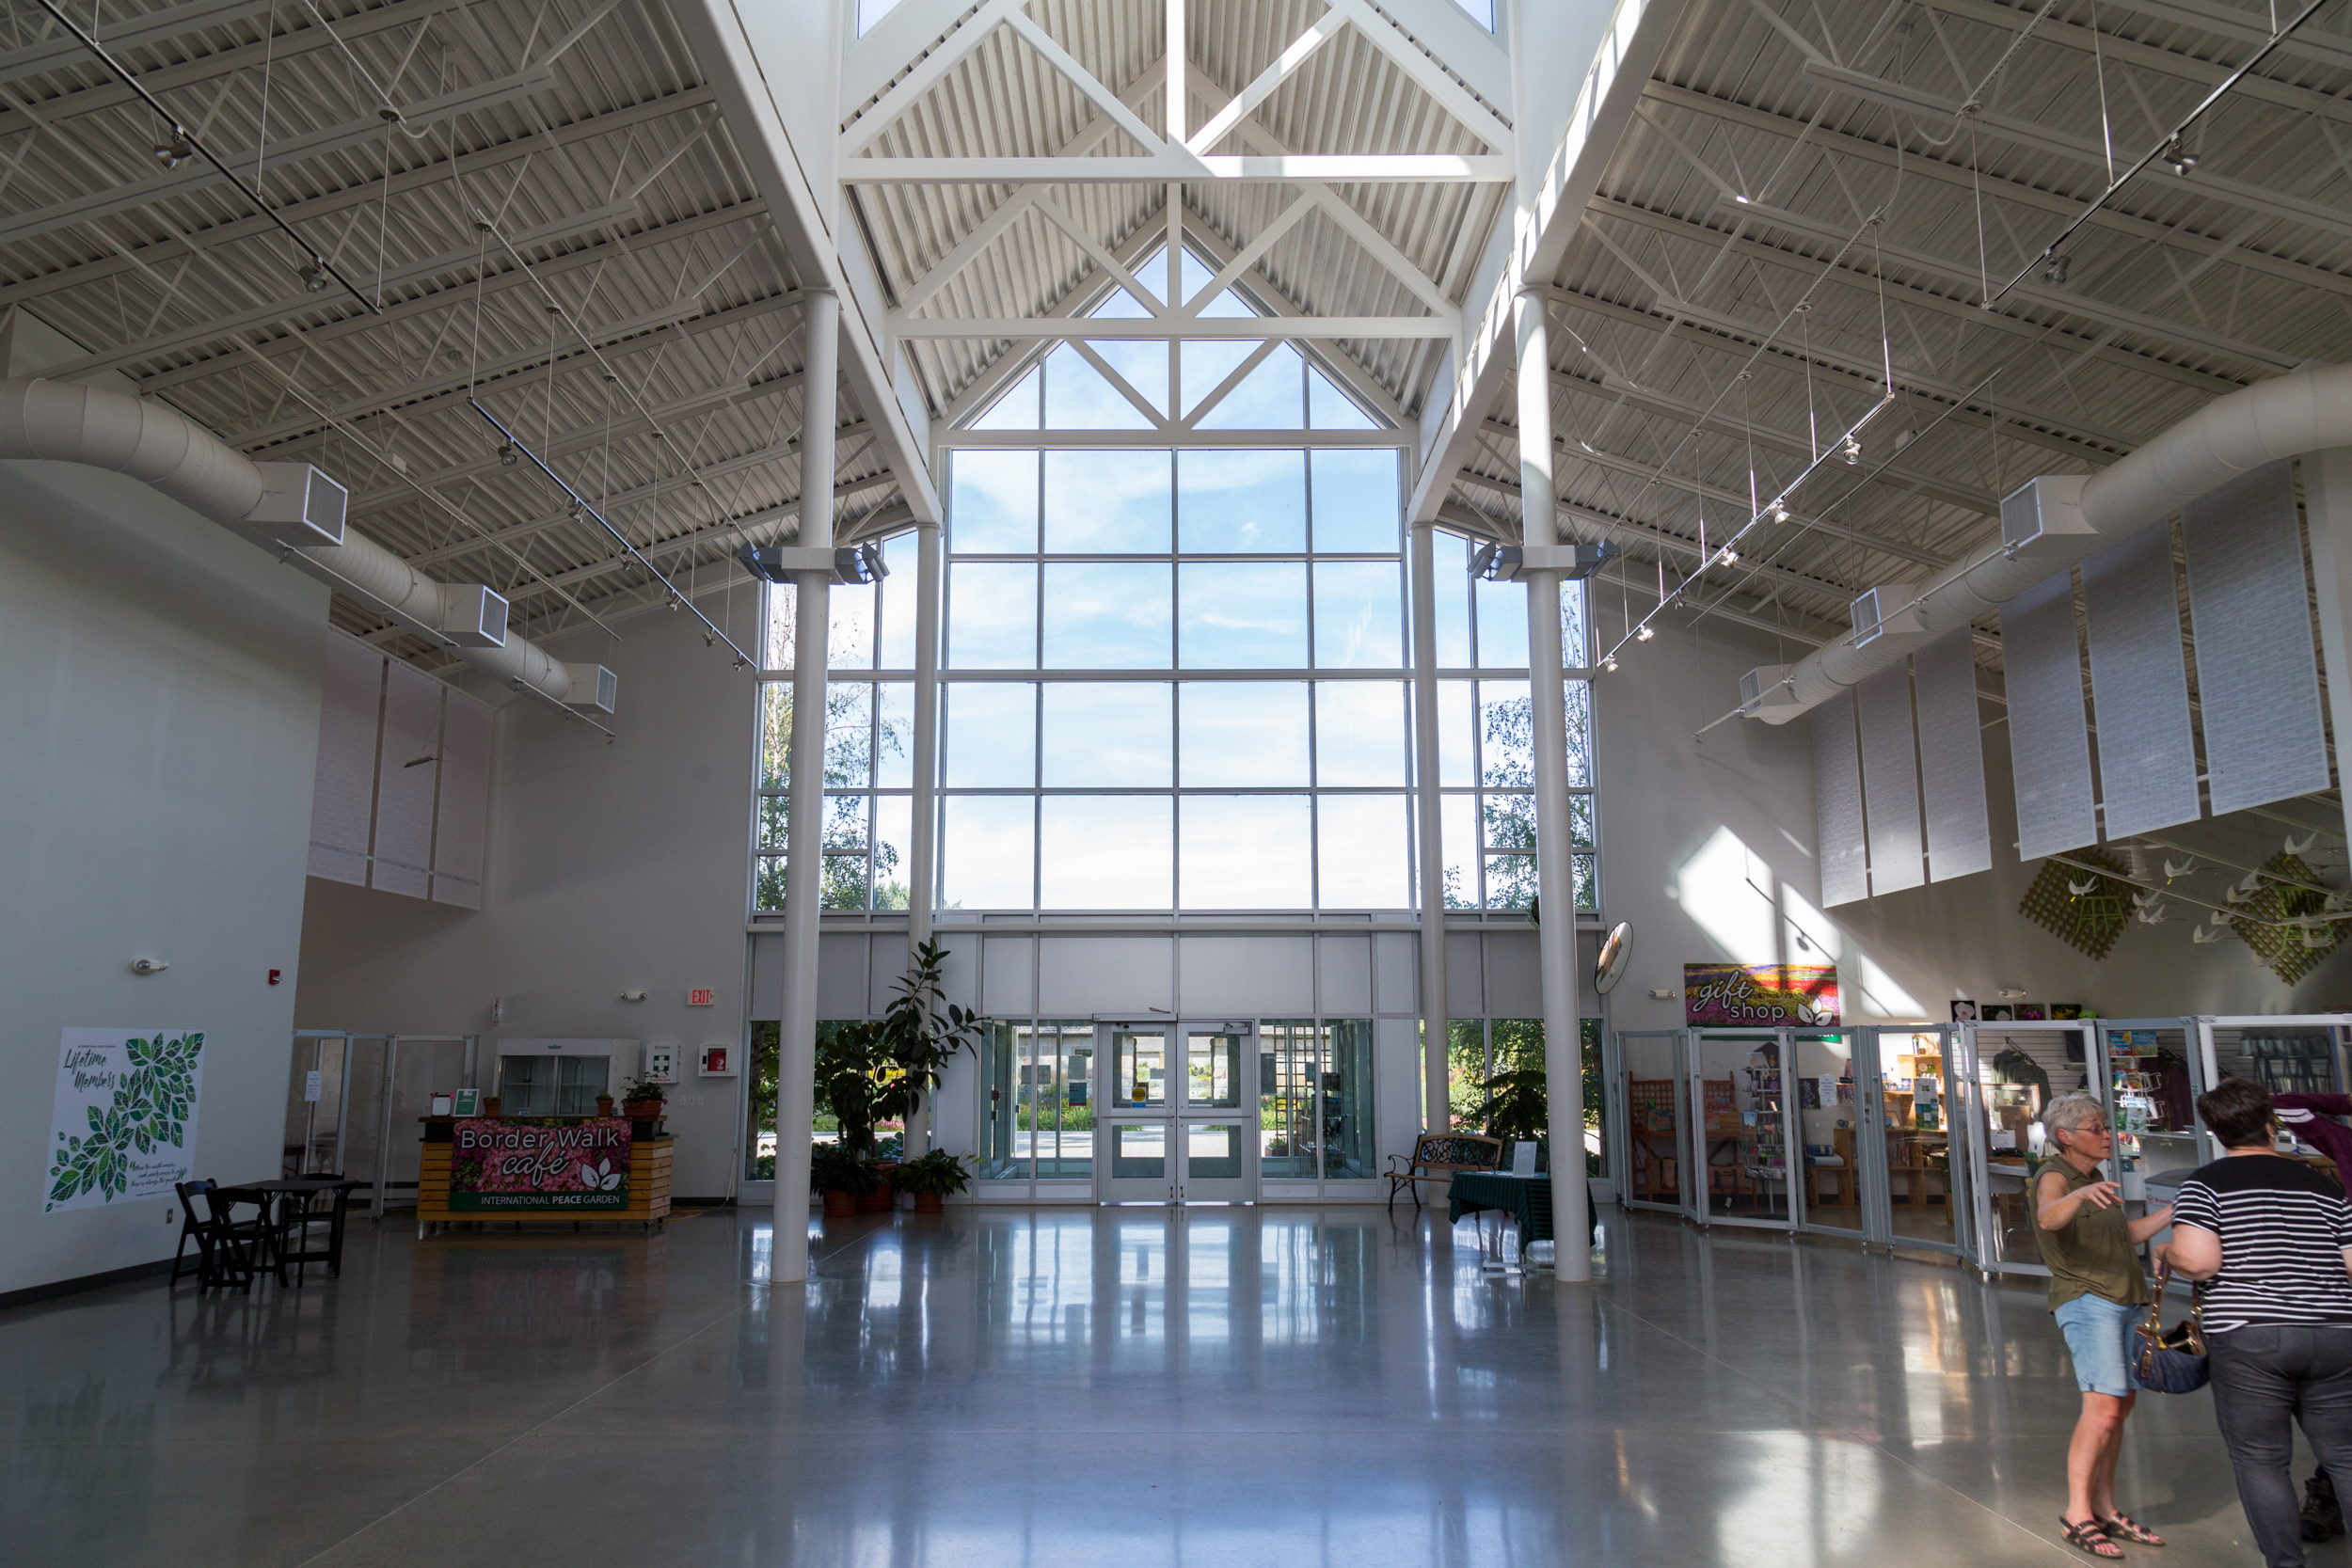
[1515,287,1591,1280]
[902,517,944,1154]
[772,289,838,1284]
[1409,520,1450,1132]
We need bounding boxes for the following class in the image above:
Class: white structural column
[2304,447,2352,848]
[772,290,840,1284]
[1514,288,1591,1280]
[902,518,945,1154]
[1408,520,1450,1132]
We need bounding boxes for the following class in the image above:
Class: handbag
[2130,1262,2209,1393]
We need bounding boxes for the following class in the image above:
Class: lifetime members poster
[45,1028,207,1214]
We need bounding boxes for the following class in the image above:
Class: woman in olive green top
[2036,1090,2176,1558]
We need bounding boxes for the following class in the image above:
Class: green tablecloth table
[1446,1171,1594,1260]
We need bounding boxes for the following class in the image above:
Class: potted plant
[811,1142,875,1218]
[619,1073,666,1122]
[595,1094,616,1117]
[891,1149,972,1214]
[816,940,984,1166]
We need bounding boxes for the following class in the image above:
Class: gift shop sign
[449,1117,629,1210]
[1684,964,1840,1027]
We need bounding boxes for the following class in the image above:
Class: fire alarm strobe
[698,1045,737,1077]
[687,988,715,1006]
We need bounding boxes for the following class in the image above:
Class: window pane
[1181,340,1256,418]
[1314,681,1406,785]
[754,854,786,911]
[1180,795,1311,909]
[821,851,868,911]
[947,562,1036,668]
[1178,562,1306,668]
[759,683,791,788]
[1041,796,1171,909]
[1478,681,1532,787]
[1085,340,1170,416]
[1041,562,1171,669]
[1042,342,1155,430]
[946,683,1036,787]
[1432,538,1471,665]
[1043,451,1170,552]
[1308,368,1379,432]
[1323,1019,1376,1177]
[1472,575,1528,668]
[756,793,788,850]
[803,578,874,671]
[826,684,873,787]
[970,366,1040,432]
[1198,343,1304,430]
[1179,683,1309,786]
[764,580,798,670]
[877,534,918,668]
[1565,680,1594,787]
[874,682,914,788]
[942,796,1035,910]
[1041,683,1171,785]
[950,451,1038,552]
[1177,450,1304,553]
[873,795,912,911]
[1438,680,1474,786]
[1441,793,1476,909]
[1260,1022,1318,1178]
[822,790,866,851]
[1311,562,1402,668]
[1563,578,1591,666]
[1486,852,1537,911]
[1316,795,1408,907]
[1484,792,1536,855]
[1310,450,1400,552]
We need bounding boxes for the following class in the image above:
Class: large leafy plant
[47,1032,203,1208]
[817,941,981,1158]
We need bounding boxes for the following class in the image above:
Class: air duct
[1740,362,2352,722]
[0,376,613,713]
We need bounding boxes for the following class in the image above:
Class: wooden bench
[1386,1132,1505,1212]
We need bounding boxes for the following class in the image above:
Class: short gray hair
[2042,1090,2106,1135]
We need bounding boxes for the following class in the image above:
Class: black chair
[172,1180,265,1291]
[275,1180,358,1286]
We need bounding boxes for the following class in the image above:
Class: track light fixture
[300,258,329,293]
[1718,546,1740,564]
[1840,435,1861,465]
[2164,136,2199,175]
[1602,654,1618,673]
[1636,625,1655,641]
[2042,250,2070,286]
[153,129,192,168]
[1770,499,1791,524]
[497,441,519,467]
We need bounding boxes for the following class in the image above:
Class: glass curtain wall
[1260,1020,1375,1180]
[1447,1018,1607,1171]
[978,1020,1096,1182]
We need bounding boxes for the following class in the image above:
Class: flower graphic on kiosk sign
[587,1157,622,1191]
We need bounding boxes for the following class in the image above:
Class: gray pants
[2209,1326,2352,1568]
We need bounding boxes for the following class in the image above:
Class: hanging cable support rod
[30,0,378,316]
[1598,394,1899,664]
[1987,0,2335,308]
[470,400,758,669]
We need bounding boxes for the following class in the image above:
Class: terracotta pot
[624,1100,662,1120]
[822,1190,857,1217]
[482,1097,501,1117]
[856,1183,894,1213]
[912,1191,944,1214]
[596,1096,615,1116]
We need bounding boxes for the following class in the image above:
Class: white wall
[294,603,763,1200]
[0,456,328,1298]
[1593,601,2352,1033]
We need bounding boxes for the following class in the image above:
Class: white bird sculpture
[2132,888,2161,909]
[2164,856,2199,879]
[2067,877,2100,896]
[2193,926,2226,944]
[2286,832,2320,856]
[2240,871,2265,892]
[2209,909,2233,927]
[2135,903,2169,925]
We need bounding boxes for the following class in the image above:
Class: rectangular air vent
[439,585,509,648]
[2000,474,2092,560]
[246,463,347,546]
[564,663,618,715]
[1851,584,1927,647]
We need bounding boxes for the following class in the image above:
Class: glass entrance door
[1095,1022,1260,1203]
[1687,1030,1796,1228]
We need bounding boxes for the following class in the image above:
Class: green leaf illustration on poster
[46,1030,206,1212]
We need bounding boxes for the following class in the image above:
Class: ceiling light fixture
[1602,654,1619,673]
[2042,250,2070,286]
[2164,136,2199,175]
[1771,500,1791,524]
[153,129,192,168]
[1636,624,1655,641]
[1719,546,1740,564]
[299,258,329,293]
[1840,435,1862,465]
[497,441,519,467]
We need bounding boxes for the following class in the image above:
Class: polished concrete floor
[2,1205,2336,1566]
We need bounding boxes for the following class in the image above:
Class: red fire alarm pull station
[700,1046,732,1076]
[268,969,282,986]
[688,988,715,1006]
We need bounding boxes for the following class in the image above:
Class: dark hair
[2199,1077,2276,1149]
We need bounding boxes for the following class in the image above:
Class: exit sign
[687,988,715,1006]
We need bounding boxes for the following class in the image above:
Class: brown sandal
[2100,1514,2164,1546]
[2061,1518,2124,1560]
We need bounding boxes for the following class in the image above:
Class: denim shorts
[2055,1292,2141,1396]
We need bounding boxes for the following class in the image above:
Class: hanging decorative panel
[1913,628,1991,881]
[2183,461,2330,816]
[2081,520,2201,838]
[1814,690,1868,906]
[1857,662,1924,895]
[370,659,443,898]
[307,630,384,887]
[431,691,492,911]
[2001,569,2099,861]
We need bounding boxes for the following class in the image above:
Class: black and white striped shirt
[2171,1154,2352,1332]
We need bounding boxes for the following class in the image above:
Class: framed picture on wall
[1950,1000,1980,1022]
[2018,1005,2048,1022]
[2051,1004,2085,1021]
[1982,1005,2015,1022]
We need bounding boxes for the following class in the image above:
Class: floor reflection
[0,1205,2281,1567]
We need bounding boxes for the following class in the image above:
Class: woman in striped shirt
[2166,1077,2352,1568]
